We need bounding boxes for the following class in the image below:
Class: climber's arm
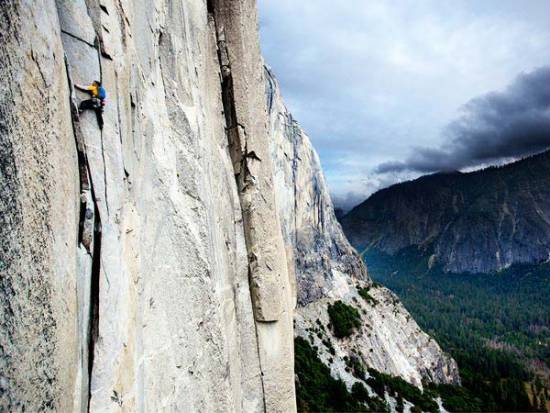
[74,84,96,97]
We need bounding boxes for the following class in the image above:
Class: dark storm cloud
[376,66,550,174]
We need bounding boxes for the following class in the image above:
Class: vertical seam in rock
[209,8,267,412]
[87,206,101,412]
[62,53,102,412]
[114,71,127,175]
[249,268,268,413]
[96,43,109,217]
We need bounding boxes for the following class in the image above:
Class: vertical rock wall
[0,0,294,411]
[0,1,81,410]
[211,1,296,411]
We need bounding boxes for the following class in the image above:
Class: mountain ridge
[342,149,550,273]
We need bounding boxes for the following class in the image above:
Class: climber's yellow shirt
[87,84,99,97]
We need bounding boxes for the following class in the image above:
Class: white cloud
[259,0,550,208]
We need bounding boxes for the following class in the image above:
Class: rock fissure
[63,52,103,411]
[64,55,91,249]
[87,208,101,412]
[60,29,96,49]
[249,284,269,413]
[211,9,270,410]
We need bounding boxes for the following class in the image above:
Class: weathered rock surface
[1,0,293,411]
[0,2,81,410]
[342,151,550,273]
[266,69,460,389]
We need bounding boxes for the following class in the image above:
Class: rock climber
[75,80,106,130]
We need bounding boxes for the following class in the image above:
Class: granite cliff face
[1,1,294,411]
[1,0,458,411]
[342,151,550,273]
[267,69,459,391]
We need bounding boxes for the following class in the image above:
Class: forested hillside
[365,248,550,412]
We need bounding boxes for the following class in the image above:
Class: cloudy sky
[258,0,550,210]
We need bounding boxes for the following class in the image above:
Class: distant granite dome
[342,150,550,273]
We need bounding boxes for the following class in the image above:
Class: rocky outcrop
[266,69,460,389]
[341,151,550,273]
[294,287,460,389]
[0,0,294,411]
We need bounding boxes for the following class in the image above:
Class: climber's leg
[95,108,104,130]
[79,99,95,113]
